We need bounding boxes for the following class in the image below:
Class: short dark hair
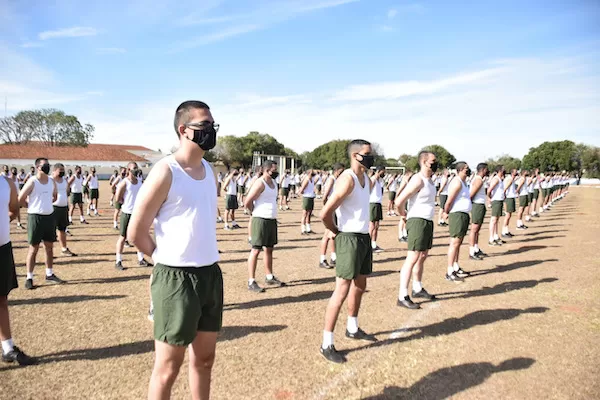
[262,160,277,170]
[476,163,488,172]
[376,165,386,171]
[495,165,504,173]
[34,158,48,167]
[455,161,467,172]
[418,151,433,166]
[332,162,345,171]
[174,100,210,137]
[347,139,371,157]
[53,163,64,170]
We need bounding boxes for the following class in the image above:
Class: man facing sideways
[369,166,386,253]
[468,163,489,260]
[244,160,286,293]
[395,151,438,310]
[319,163,345,269]
[68,166,88,225]
[502,168,518,238]
[18,158,65,289]
[487,166,506,246]
[109,169,119,206]
[128,100,223,400]
[84,167,100,216]
[52,163,77,257]
[437,169,451,226]
[298,169,317,234]
[278,170,292,211]
[319,139,377,364]
[443,162,473,282]
[0,173,36,365]
[221,169,240,230]
[395,170,414,243]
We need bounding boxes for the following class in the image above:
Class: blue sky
[1,0,599,165]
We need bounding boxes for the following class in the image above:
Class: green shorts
[369,203,383,222]
[152,263,223,346]
[316,184,322,193]
[120,213,132,237]
[303,197,315,211]
[334,233,372,280]
[528,192,533,203]
[533,189,539,200]
[251,217,278,249]
[71,192,83,205]
[53,206,69,232]
[237,185,246,195]
[114,201,122,210]
[281,187,290,197]
[388,191,396,201]
[90,188,99,199]
[449,212,470,238]
[439,194,448,210]
[505,198,516,213]
[519,195,529,208]
[83,186,89,195]
[471,203,486,225]
[226,195,238,210]
[27,213,57,245]
[491,200,504,217]
[0,242,18,296]
[406,218,434,251]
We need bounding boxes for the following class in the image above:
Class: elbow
[127,225,140,246]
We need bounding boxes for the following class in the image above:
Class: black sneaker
[476,249,487,257]
[488,240,498,246]
[265,276,285,287]
[398,236,408,243]
[501,233,512,238]
[397,296,420,309]
[138,259,153,267]
[445,272,464,282]
[46,274,65,284]
[469,254,483,260]
[456,268,471,277]
[345,328,377,342]
[61,248,77,257]
[329,259,336,267]
[65,228,73,236]
[319,261,333,269]
[320,345,346,364]
[2,346,36,366]
[412,288,436,300]
[115,261,124,271]
[516,225,526,230]
[124,241,133,248]
[372,246,384,253]
[24,279,33,290]
[147,309,154,322]
[506,233,514,238]
[80,219,88,224]
[495,239,505,245]
[248,281,265,293]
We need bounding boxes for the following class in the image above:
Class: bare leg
[26,244,40,275]
[58,231,67,250]
[247,248,260,280]
[188,331,218,400]
[399,251,420,297]
[148,341,186,400]
[323,278,351,332]
[264,247,273,276]
[0,297,12,342]
[413,250,428,282]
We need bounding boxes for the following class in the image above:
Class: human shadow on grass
[219,324,287,341]
[286,237,322,242]
[67,274,151,285]
[469,259,559,277]
[363,357,536,400]
[9,294,126,306]
[286,270,396,287]
[344,307,548,355]
[529,223,571,229]
[375,256,405,264]
[219,258,248,264]
[513,235,565,243]
[52,257,112,266]
[486,245,559,257]
[225,290,332,311]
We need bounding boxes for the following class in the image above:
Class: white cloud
[170,24,261,52]
[387,9,397,19]
[39,26,98,40]
[96,47,126,54]
[21,42,44,48]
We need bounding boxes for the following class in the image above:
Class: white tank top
[28,177,55,215]
[527,178,534,193]
[70,175,83,193]
[369,178,383,204]
[53,178,68,207]
[335,170,370,234]
[533,177,540,189]
[450,179,472,213]
[88,175,99,189]
[151,156,219,267]
[281,175,290,189]
[0,178,10,246]
[407,173,436,221]
[9,175,19,194]
[490,176,505,201]
[303,177,316,198]
[238,175,247,186]
[226,178,237,195]
[389,178,398,192]
[326,176,336,197]
[252,178,278,219]
[518,178,529,196]
[121,178,142,214]
[440,176,451,195]
[472,176,487,204]
[505,177,517,198]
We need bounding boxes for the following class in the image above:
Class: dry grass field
[1,182,599,399]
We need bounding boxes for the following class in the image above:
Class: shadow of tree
[470,259,559,277]
[67,274,151,285]
[9,294,127,306]
[225,290,332,311]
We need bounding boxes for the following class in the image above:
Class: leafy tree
[385,158,399,167]
[420,144,456,168]
[213,135,244,167]
[580,145,600,178]
[521,141,580,172]
[398,153,419,172]
[486,154,522,172]
[303,139,385,170]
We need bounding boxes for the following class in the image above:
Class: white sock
[26,272,33,280]
[517,220,523,227]
[46,268,53,277]
[490,236,495,242]
[80,215,85,222]
[347,317,358,334]
[320,255,326,263]
[474,244,480,252]
[301,225,306,233]
[232,220,238,226]
[113,221,118,228]
[453,262,460,272]
[525,215,531,222]
[330,252,337,261]
[137,251,144,262]
[248,278,255,285]
[493,234,499,241]
[62,247,67,252]
[371,241,377,249]
[306,224,311,232]
[266,274,274,280]
[447,266,455,275]
[1,338,14,354]
[469,247,476,256]
[322,331,334,349]
[116,253,122,262]
[502,226,508,234]
[412,280,423,293]
[68,216,73,223]
[403,229,408,237]
[399,286,408,299]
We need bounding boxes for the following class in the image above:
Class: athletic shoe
[248,281,265,293]
[307,230,315,234]
[216,217,224,223]
[476,249,487,257]
[469,254,483,260]
[412,288,436,300]
[373,246,384,253]
[124,241,134,248]
[2,346,36,366]
[397,296,420,309]
[113,226,119,230]
[516,225,526,230]
[501,233,512,238]
[506,232,515,237]
[265,276,286,287]
[488,240,498,246]
[61,248,77,257]
[46,274,65,284]
[147,309,154,322]
[80,220,89,224]
[232,224,241,229]
[138,259,153,267]
[445,272,464,282]
[115,261,124,271]
[66,228,73,236]
[16,223,25,230]
[456,268,471,277]
[320,345,346,364]
[345,328,377,342]
[24,279,33,290]
[319,261,333,269]
[329,259,336,267]
[224,226,232,231]
[495,239,505,245]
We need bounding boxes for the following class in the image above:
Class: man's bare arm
[18,179,35,208]
[6,177,19,221]
[470,178,483,200]
[244,179,265,212]
[444,178,461,214]
[320,173,353,233]
[395,175,423,216]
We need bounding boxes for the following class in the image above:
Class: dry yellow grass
[0,183,598,399]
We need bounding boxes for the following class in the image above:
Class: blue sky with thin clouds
[1,0,599,165]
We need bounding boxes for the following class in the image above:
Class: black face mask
[40,164,50,175]
[430,161,439,173]
[311,172,316,177]
[59,171,65,177]
[131,168,139,176]
[271,171,279,180]
[357,154,375,169]
[465,168,472,177]
[121,172,126,177]
[189,126,217,151]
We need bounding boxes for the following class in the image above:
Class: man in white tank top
[502,168,518,238]
[67,166,88,225]
[297,169,317,234]
[468,163,489,261]
[395,170,414,242]
[244,160,285,293]
[530,168,541,217]
[84,167,100,216]
[111,167,127,230]
[278,170,292,211]
[319,163,345,269]
[0,173,36,365]
[395,151,438,309]
[369,166,386,252]
[437,169,451,226]
[385,173,399,216]
[114,162,152,270]
[52,163,76,257]
[319,139,377,364]
[245,165,263,243]
[443,162,473,282]
[487,165,506,246]
[237,168,247,205]
[18,157,65,290]
[222,168,240,230]
[515,169,531,230]
[127,100,222,399]
[109,169,119,206]
[7,167,24,229]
